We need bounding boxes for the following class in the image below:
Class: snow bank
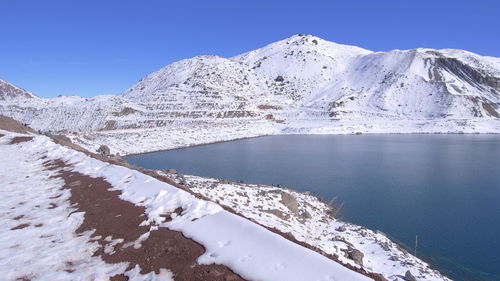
[179,211,370,281]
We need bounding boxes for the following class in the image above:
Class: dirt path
[9,136,34,144]
[44,159,245,281]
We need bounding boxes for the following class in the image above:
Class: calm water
[126,135,500,281]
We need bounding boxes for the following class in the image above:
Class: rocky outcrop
[345,247,364,266]
[336,225,347,232]
[435,57,500,90]
[280,191,299,213]
[405,270,418,281]
[97,145,111,156]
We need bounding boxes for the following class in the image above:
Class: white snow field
[0,130,371,281]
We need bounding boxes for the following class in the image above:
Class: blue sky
[1,0,499,98]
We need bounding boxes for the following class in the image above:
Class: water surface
[126,134,500,281]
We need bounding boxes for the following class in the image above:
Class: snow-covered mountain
[1,34,499,151]
[234,34,500,120]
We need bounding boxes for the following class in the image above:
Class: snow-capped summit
[234,34,371,102]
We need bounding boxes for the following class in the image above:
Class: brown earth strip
[0,115,35,133]
[44,159,245,281]
[0,134,5,138]
[11,223,30,230]
[9,136,34,144]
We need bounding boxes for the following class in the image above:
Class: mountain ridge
[1,34,499,153]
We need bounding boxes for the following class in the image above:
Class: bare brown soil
[11,223,30,230]
[13,215,24,220]
[0,115,35,133]
[44,159,245,281]
[9,136,34,144]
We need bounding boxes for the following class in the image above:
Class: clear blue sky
[1,0,499,98]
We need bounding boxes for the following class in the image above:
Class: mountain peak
[233,34,372,66]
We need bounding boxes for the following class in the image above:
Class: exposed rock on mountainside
[97,144,111,156]
[0,79,36,101]
[1,34,499,153]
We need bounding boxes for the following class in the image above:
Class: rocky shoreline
[158,170,451,281]
[66,118,500,156]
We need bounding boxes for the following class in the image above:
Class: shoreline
[122,130,500,157]
[65,117,500,156]
[64,119,499,280]
[123,134,271,157]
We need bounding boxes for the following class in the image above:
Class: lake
[125,134,500,281]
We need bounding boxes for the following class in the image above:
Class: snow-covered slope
[119,55,288,127]
[1,34,499,152]
[234,34,371,121]
[1,94,121,132]
[305,48,500,119]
